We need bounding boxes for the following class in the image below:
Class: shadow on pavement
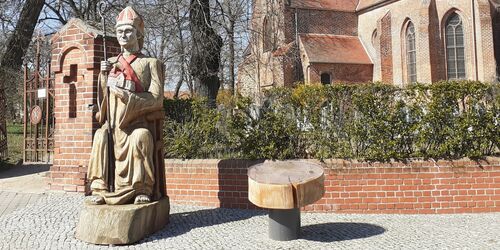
[143,208,265,242]
[301,222,386,242]
[0,164,50,179]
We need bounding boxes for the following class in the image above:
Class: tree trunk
[189,0,223,108]
[0,0,44,70]
[248,161,325,209]
[174,3,187,99]
[0,0,44,121]
[228,18,236,96]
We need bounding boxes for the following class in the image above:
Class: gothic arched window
[406,22,417,83]
[445,13,466,80]
[372,29,378,47]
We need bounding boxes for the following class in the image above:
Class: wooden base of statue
[75,196,170,245]
[248,161,324,241]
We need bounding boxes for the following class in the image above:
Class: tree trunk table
[248,161,324,241]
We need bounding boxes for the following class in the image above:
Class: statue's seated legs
[87,126,155,205]
[127,127,155,198]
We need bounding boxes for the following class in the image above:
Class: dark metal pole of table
[268,208,300,241]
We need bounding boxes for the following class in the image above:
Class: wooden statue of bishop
[86,6,165,205]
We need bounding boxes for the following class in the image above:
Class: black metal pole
[268,208,300,241]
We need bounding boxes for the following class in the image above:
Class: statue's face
[116,24,139,50]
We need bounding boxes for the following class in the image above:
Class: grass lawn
[0,122,23,169]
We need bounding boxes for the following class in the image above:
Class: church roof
[50,18,115,43]
[356,0,391,11]
[299,34,372,65]
[290,0,359,12]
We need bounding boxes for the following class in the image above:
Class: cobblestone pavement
[0,193,498,250]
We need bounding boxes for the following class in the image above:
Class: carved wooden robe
[87,53,164,205]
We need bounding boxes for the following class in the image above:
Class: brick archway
[53,43,90,74]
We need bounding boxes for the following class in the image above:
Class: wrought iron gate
[23,41,55,163]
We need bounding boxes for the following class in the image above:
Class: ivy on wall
[164,81,499,161]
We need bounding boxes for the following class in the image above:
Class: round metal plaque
[30,105,42,125]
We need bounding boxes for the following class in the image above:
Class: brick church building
[238,0,500,98]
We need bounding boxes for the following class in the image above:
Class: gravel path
[0,193,498,249]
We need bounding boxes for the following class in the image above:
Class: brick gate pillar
[49,18,120,192]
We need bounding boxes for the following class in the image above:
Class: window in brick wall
[495,8,500,81]
[406,22,417,83]
[372,29,378,47]
[445,13,466,80]
[321,72,331,85]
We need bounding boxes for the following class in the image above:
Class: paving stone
[0,191,42,217]
[0,192,498,249]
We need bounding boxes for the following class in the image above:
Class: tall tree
[0,0,45,120]
[189,0,223,107]
[216,0,248,96]
[0,0,45,70]
[172,1,189,98]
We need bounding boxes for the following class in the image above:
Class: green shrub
[412,81,499,158]
[163,81,499,161]
[163,98,227,159]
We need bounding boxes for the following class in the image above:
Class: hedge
[163,81,499,161]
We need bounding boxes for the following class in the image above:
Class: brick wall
[309,63,373,84]
[165,158,500,214]
[49,19,120,192]
[296,9,358,36]
[379,12,393,83]
[165,160,261,209]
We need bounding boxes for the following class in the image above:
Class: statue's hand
[110,86,130,104]
[101,61,112,72]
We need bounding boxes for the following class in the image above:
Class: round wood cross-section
[248,161,325,209]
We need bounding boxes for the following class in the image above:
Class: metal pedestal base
[268,208,300,241]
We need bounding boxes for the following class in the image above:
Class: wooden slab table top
[248,160,325,209]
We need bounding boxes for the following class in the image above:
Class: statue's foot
[134,194,151,204]
[85,195,105,205]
